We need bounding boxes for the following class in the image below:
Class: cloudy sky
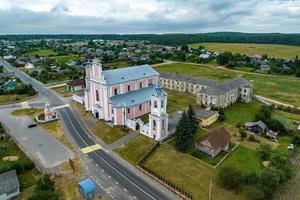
[0,0,300,34]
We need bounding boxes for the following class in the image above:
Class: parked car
[28,124,38,128]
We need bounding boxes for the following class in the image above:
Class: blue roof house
[78,179,97,200]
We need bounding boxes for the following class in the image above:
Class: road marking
[101,169,104,172]
[108,175,111,179]
[81,144,102,154]
[62,110,157,200]
[53,104,70,110]
[123,188,127,192]
[133,196,137,199]
[20,101,29,108]
[115,181,119,185]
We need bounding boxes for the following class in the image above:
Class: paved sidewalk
[108,131,138,150]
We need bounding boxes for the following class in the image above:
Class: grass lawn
[11,108,43,118]
[143,144,245,200]
[273,110,300,130]
[25,49,57,56]
[51,86,72,97]
[167,89,199,113]
[51,54,80,65]
[189,43,300,59]
[104,61,131,69]
[92,121,130,144]
[220,145,263,173]
[115,134,156,164]
[0,94,35,105]
[156,63,300,107]
[238,66,256,72]
[224,100,262,126]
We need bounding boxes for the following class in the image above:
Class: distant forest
[1,32,300,46]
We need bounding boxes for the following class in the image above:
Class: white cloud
[0,0,300,34]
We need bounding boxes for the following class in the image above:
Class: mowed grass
[115,134,156,164]
[0,94,34,105]
[224,100,262,126]
[92,121,130,144]
[143,144,246,200]
[167,90,199,113]
[105,61,131,69]
[51,86,72,97]
[11,108,43,118]
[220,145,263,173]
[189,42,300,59]
[155,63,300,107]
[25,49,57,56]
[273,110,300,129]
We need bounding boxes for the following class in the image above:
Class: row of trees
[0,83,36,96]
[175,105,198,152]
[3,32,300,46]
[28,176,59,200]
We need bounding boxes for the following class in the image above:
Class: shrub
[258,144,272,161]
[218,166,243,189]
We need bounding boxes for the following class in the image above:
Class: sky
[0,0,300,34]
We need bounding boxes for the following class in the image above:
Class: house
[24,62,35,69]
[78,179,96,200]
[67,79,85,92]
[195,109,219,127]
[250,54,262,65]
[195,128,231,157]
[245,120,269,135]
[260,60,270,71]
[199,49,211,59]
[0,170,20,200]
[66,60,77,67]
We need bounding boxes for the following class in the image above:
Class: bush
[245,186,265,200]
[218,166,243,189]
[258,144,272,161]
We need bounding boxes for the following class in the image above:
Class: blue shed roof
[102,64,159,85]
[79,179,96,194]
[110,84,155,108]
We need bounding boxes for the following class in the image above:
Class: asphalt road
[0,59,175,200]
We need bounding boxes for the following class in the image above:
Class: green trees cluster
[255,106,286,134]
[218,150,292,200]
[28,176,59,200]
[0,83,36,96]
[175,105,198,152]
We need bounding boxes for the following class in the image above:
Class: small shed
[78,179,96,200]
[0,170,20,200]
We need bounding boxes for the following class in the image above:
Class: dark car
[28,124,38,128]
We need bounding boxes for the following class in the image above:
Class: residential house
[67,79,85,92]
[2,80,16,91]
[245,120,269,135]
[250,54,263,66]
[195,109,219,127]
[260,60,270,71]
[199,49,211,59]
[195,128,231,157]
[66,60,77,67]
[24,62,35,69]
[0,170,20,200]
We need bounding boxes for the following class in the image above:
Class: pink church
[84,59,162,127]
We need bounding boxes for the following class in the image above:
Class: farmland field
[51,54,80,65]
[155,63,300,107]
[189,42,300,59]
[25,49,57,56]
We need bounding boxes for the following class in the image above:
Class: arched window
[161,100,164,108]
[153,120,156,130]
[95,90,99,101]
[162,120,165,129]
[154,101,157,108]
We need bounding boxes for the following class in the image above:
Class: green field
[167,90,199,113]
[273,110,300,129]
[155,63,300,107]
[25,49,57,56]
[105,61,131,69]
[224,100,262,126]
[143,144,246,200]
[115,134,156,164]
[189,43,300,59]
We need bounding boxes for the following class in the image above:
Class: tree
[187,104,198,135]
[217,51,234,65]
[239,129,247,141]
[218,166,243,189]
[175,111,194,152]
[258,144,272,161]
[296,67,300,77]
[181,45,189,52]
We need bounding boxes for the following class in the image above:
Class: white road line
[53,104,70,110]
[133,196,138,199]
[101,169,104,172]
[108,175,111,179]
[62,110,157,200]
[95,164,98,167]
[115,181,119,185]
[124,188,128,192]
